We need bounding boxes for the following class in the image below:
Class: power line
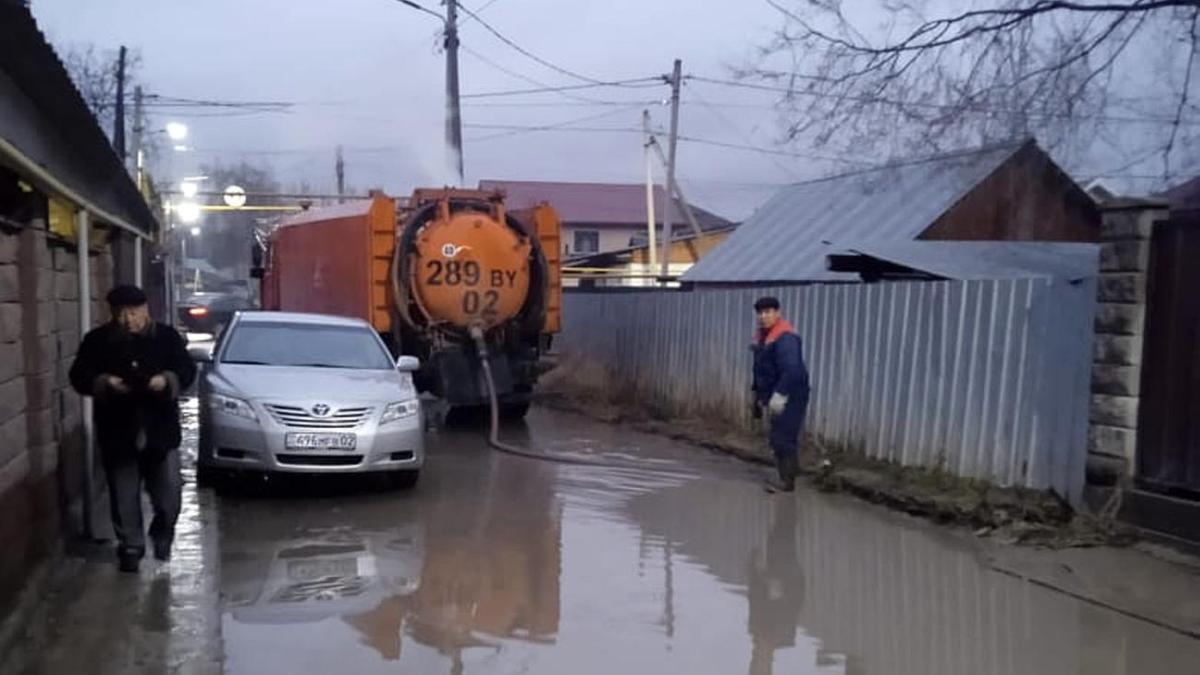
[467,106,645,141]
[462,78,663,99]
[688,75,1200,126]
[460,0,504,26]
[465,123,643,134]
[461,44,610,105]
[464,100,664,108]
[455,3,640,86]
[688,88,801,179]
[676,135,871,165]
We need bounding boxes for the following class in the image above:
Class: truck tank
[256,189,561,419]
[392,189,560,418]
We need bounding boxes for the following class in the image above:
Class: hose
[468,326,690,473]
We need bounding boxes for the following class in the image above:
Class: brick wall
[0,224,112,618]
[1087,205,1168,482]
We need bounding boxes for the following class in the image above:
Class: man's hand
[148,374,168,393]
[768,393,788,416]
[105,375,131,394]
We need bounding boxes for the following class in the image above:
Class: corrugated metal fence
[559,279,1095,503]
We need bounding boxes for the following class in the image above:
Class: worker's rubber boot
[780,455,798,492]
[763,457,797,494]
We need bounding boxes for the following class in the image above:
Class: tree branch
[1164,9,1198,177]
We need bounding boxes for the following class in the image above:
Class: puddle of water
[213,408,1200,675]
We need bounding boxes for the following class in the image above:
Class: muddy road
[8,404,1200,674]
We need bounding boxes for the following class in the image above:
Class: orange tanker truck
[253,188,561,419]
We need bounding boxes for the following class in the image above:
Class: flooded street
[7,402,1200,674]
[211,407,1200,675]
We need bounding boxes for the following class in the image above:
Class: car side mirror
[396,355,420,372]
[249,267,264,279]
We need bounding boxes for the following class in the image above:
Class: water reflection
[627,480,1200,675]
[214,408,1200,674]
[217,427,562,673]
[747,497,805,675]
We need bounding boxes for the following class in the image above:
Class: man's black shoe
[152,539,172,562]
[117,550,141,573]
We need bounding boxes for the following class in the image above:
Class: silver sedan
[195,312,424,487]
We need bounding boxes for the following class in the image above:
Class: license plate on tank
[285,433,357,450]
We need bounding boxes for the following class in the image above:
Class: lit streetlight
[166,122,189,141]
[176,201,201,224]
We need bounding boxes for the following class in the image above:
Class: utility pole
[335,145,346,203]
[445,0,464,186]
[113,46,127,162]
[659,58,682,282]
[648,139,703,237]
[642,110,657,271]
[131,86,145,193]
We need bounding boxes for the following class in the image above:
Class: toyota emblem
[311,403,331,417]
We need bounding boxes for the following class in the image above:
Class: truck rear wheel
[500,401,530,421]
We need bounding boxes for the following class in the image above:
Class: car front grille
[265,404,372,429]
[276,454,364,466]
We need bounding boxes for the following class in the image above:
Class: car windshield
[220,321,393,370]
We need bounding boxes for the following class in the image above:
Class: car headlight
[380,400,420,425]
[210,393,257,420]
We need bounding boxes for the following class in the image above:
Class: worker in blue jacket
[751,296,811,493]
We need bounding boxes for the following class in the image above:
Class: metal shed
[683,139,1098,285]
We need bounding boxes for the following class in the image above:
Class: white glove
[768,393,788,416]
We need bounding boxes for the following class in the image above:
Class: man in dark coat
[751,296,811,493]
[69,285,196,572]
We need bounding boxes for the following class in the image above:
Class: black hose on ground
[468,326,690,473]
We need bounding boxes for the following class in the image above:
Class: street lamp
[165,122,189,141]
[136,121,191,193]
[176,201,201,224]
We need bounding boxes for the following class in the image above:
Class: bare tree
[61,45,142,134]
[743,0,1200,185]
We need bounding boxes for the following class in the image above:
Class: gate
[1137,209,1200,495]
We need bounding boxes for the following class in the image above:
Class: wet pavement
[7,403,1200,674]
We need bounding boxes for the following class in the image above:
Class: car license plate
[286,557,358,581]
[285,432,357,450]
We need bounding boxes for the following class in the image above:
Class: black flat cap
[106,284,148,309]
[753,296,780,311]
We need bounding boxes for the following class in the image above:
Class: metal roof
[832,241,1100,281]
[0,4,157,237]
[682,141,1028,283]
[277,199,376,228]
[478,179,732,231]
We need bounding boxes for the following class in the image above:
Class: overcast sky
[30,0,842,220]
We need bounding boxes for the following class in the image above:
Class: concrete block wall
[0,224,113,619]
[1088,205,1168,481]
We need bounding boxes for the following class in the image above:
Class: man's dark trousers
[105,448,182,557]
[769,394,808,463]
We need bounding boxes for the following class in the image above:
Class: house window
[574,230,599,254]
